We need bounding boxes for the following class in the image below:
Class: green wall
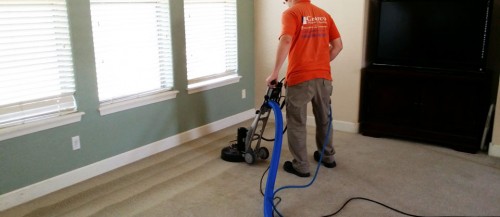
[0,0,255,195]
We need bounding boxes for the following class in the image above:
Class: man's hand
[266,74,278,87]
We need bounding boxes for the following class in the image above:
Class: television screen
[374,0,491,71]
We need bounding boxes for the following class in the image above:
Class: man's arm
[329,37,343,62]
[266,34,293,86]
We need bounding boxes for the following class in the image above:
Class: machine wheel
[244,150,256,164]
[258,147,270,160]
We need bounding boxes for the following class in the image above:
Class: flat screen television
[373,0,492,72]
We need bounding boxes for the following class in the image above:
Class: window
[184,0,238,91]
[0,0,77,128]
[90,0,174,107]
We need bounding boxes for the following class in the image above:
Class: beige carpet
[2,120,500,217]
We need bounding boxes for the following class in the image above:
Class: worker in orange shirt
[266,0,343,177]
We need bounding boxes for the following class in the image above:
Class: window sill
[187,75,241,94]
[0,112,85,142]
[99,90,179,116]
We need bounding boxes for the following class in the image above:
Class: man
[266,0,343,177]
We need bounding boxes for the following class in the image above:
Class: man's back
[281,0,340,86]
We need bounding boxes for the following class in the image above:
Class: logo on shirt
[302,16,327,25]
[301,16,328,39]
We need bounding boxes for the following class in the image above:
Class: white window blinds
[0,0,76,128]
[90,0,173,103]
[184,0,238,84]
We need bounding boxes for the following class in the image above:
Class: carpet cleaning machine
[219,80,286,216]
[220,80,285,164]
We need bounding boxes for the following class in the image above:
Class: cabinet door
[360,66,491,152]
[419,75,489,140]
[362,70,421,126]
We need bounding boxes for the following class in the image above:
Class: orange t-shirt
[280,0,341,86]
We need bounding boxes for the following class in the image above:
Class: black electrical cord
[259,166,475,217]
[323,197,424,217]
[323,197,481,217]
[260,126,287,142]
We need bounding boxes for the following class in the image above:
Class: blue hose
[263,101,333,217]
[263,100,284,217]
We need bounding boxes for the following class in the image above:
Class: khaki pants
[285,79,335,173]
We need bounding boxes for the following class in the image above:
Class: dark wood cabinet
[360,66,492,153]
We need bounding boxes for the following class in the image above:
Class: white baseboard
[0,109,255,212]
[489,143,500,158]
[333,120,359,133]
[305,115,359,133]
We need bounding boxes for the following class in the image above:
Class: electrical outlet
[72,136,81,150]
[242,89,246,99]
